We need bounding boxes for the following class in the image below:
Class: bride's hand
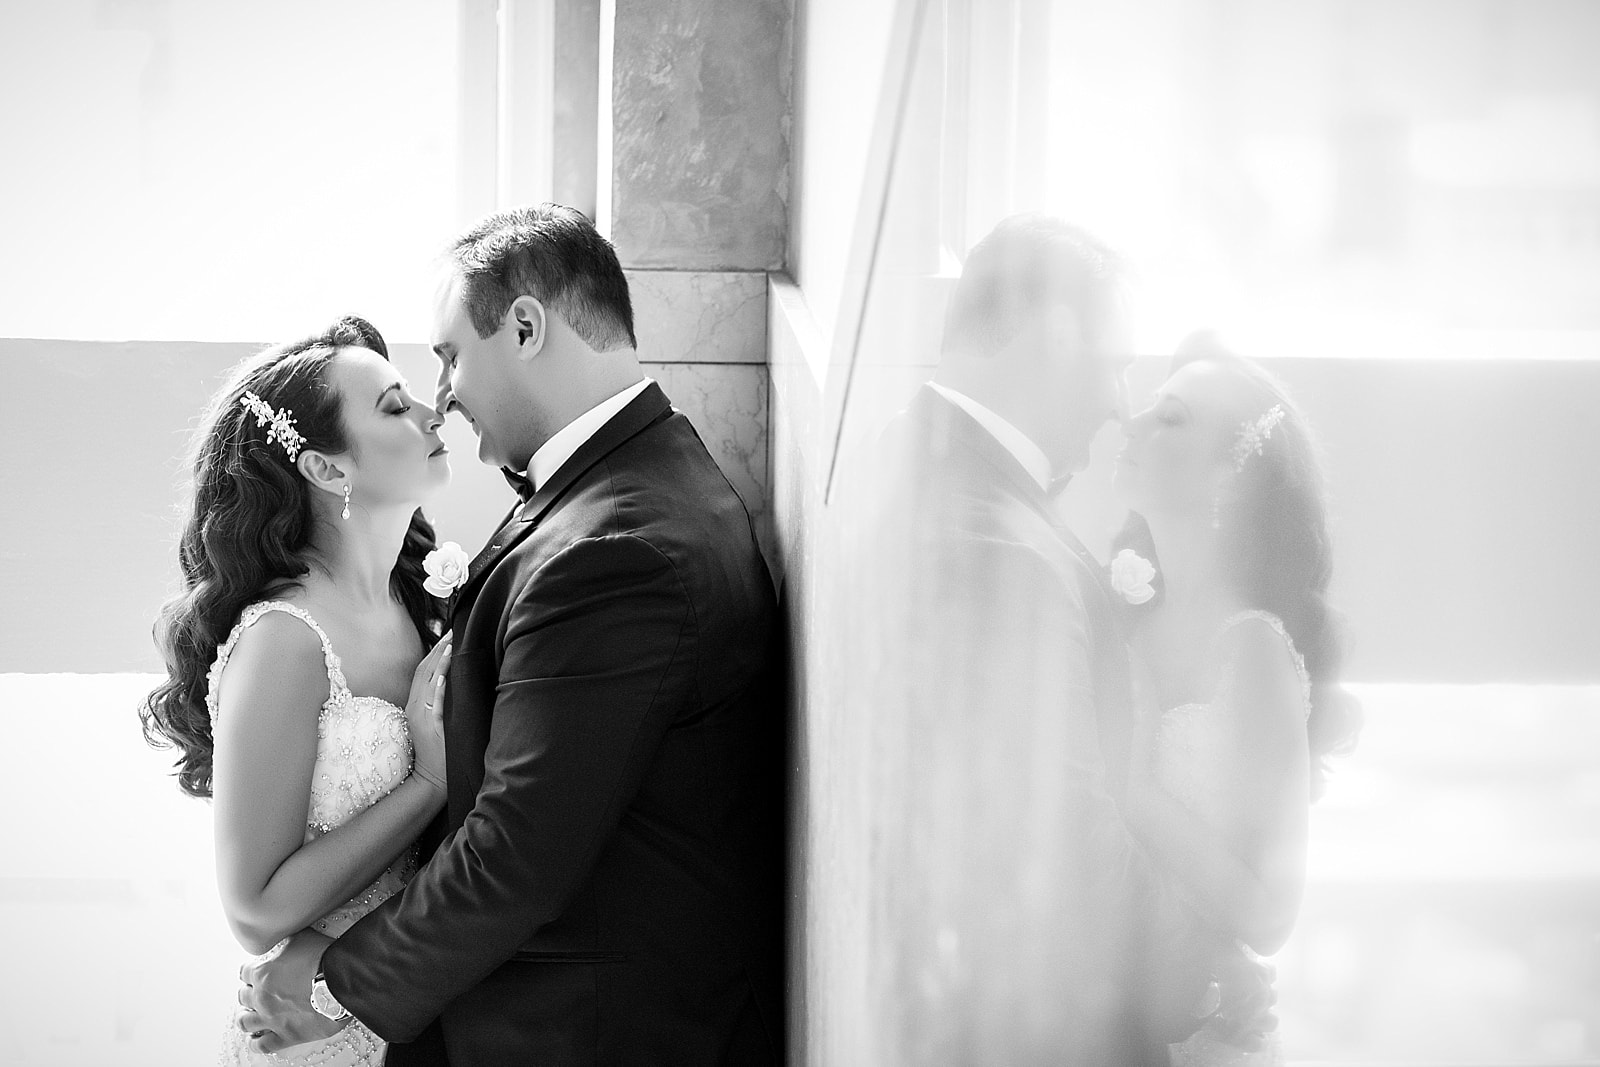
[405,632,452,792]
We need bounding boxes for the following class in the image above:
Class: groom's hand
[1211,950,1277,1051]
[236,929,344,1053]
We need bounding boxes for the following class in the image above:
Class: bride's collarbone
[1133,606,1239,709]
[279,590,421,707]
[1145,657,1219,711]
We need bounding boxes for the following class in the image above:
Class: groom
[240,205,784,1063]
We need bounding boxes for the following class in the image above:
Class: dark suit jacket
[322,383,784,1065]
[859,385,1217,1065]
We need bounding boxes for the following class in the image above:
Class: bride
[141,315,455,1065]
[1111,334,1360,1065]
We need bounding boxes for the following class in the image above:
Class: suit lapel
[916,386,1135,790]
[917,386,1118,611]
[450,383,676,616]
[914,386,1050,515]
[1056,524,1116,614]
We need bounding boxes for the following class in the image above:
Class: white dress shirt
[927,381,1051,491]
[524,378,654,491]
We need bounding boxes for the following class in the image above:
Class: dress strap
[206,600,349,730]
[1219,609,1312,718]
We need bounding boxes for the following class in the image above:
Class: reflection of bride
[1109,335,1361,1065]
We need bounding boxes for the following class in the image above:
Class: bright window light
[0,1,467,343]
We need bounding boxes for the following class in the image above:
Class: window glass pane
[1039,0,1600,358]
[816,4,1598,1060]
[0,1,463,342]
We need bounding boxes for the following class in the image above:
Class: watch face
[311,978,349,1021]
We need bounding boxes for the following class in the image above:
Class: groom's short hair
[447,204,638,352]
[942,214,1125,359]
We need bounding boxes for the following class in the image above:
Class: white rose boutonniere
[423,542,472,598]
[1109,548,1157,606]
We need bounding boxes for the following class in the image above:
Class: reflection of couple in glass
[142,206,784,1064]
[862,214,1359,1064]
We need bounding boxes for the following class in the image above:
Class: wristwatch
[310,970,351,1022]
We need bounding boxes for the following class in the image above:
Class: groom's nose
[435,376,456,416]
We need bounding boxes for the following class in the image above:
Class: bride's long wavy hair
[1113,333,1361,797]
[141,316,444,799]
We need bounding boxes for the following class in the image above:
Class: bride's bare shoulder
[1218,613,1311,729]
[213,604,333,719]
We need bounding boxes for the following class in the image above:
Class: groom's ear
[297,450,347,498]
[509,296,548,361]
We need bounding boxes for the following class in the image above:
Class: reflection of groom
[864,215,1265,1063]
[243,205,783,1063]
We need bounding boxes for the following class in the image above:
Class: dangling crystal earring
[342,484,352,521]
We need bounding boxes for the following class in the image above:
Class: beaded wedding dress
[208,601,418,1066]
[1150,610,1311,1067]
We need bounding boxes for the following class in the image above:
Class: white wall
[785,0,898,342]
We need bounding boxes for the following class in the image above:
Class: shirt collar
[524,378,653,491]
[927,382,1052,492]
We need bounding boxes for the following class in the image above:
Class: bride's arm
[211,613,445,955]
[1124,619,1311,956]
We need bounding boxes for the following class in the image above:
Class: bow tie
[502,467,535,504]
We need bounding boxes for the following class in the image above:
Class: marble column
[610,0,791,269]
[608,0,793,561]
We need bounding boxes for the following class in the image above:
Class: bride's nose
[423,407,444,434]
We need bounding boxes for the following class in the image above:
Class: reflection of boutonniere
[423,542,472,599]
[1109,549,1157,605]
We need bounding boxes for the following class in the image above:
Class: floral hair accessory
[239,391,305,461]
[423,542,472,598]
[1109,548,1157,606]
[1230,403,1286,473]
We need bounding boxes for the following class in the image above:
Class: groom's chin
[474,437,503,469]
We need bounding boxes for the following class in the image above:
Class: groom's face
[1035,307,1133,475]
[431,273,528,471]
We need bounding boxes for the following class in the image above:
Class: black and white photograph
[1,1,1597,1064]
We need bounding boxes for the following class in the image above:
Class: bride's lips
[429,444,449,457]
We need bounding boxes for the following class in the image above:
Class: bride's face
[325,348,451,511]
[1114,360,1248,521]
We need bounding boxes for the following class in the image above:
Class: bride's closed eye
[385,385,420,416]
[376,380,415,416]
